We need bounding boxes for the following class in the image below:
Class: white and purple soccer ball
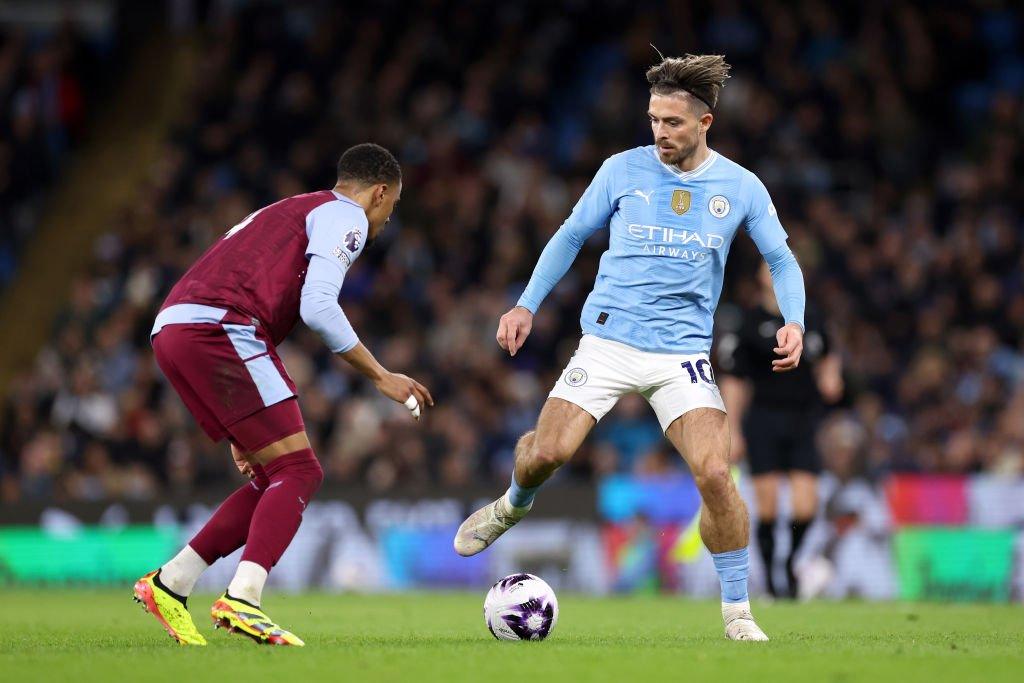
[484,573,559,641]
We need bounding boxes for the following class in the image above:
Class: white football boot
[722,601,770,641]
[453,492,532,557]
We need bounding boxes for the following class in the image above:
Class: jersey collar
[330,190,363,207]
[653,147,718,181]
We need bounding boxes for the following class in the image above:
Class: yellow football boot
[210,593,305,646]
[132,570,207,645]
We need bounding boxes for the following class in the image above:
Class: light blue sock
[712,547,750,603]
[507,472,539,508]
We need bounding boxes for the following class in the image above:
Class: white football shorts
[548,334,726,432]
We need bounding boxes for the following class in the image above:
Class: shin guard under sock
[189,464,271,564]
[240,449,323,571]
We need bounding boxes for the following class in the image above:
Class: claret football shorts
[548,334,726,432]
[151,304,305,453]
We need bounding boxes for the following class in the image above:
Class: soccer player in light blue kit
[454,54,805,641]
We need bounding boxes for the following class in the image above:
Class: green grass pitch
[1,590,1021,682]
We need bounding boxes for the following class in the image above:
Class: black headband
[681,87,714,110]
[651,84,715,110]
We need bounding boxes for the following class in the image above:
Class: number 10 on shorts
[681,359,715,385]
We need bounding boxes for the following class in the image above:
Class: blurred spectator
[0,21,112,288]
[1,0,1022,502]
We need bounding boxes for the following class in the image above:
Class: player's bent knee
[693,460,733,498]
[528,442,572,471]
[296,450,324,499]
[309,455,324,490]
[515,430,537,454]
[262,447,324,500]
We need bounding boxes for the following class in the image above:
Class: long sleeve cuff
[762,244,806,331]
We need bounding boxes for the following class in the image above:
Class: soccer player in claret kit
[133,143,433,646]
[455,55,806,641]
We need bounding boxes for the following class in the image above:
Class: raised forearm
[338,342,387,382]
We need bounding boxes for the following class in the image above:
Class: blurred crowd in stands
[0,21,113,289]
[1,1,1022,503]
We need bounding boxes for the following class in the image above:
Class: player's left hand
[772,322,803,373]
[231,443,255,479]
[375,371,434,420]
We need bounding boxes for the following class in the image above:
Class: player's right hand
[497,306,533,357]
[375,372,434,421]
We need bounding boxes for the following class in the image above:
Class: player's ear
[699,111,714,134]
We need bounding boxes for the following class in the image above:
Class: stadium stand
[1,1,1021,503]
[0,21,115,288]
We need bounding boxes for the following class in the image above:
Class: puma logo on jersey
[633,189,654,204]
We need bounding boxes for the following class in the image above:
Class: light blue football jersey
[518,146,792,354]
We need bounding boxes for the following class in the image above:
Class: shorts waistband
[581,333,709,358]
[152,304,255,337]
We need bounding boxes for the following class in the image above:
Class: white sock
[160,545,209,597]
[500,491,532,515]
[227,560,269,606]
[722,600,752,622]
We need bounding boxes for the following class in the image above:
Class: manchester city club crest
[708,195,731,218]
[565,367,588,387]
[671,189,691,215]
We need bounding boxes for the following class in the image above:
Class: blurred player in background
[718,263,843,599]
[455,54,805,641]
[133,143,432,646]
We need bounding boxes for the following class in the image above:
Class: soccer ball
[483,573,559,641]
